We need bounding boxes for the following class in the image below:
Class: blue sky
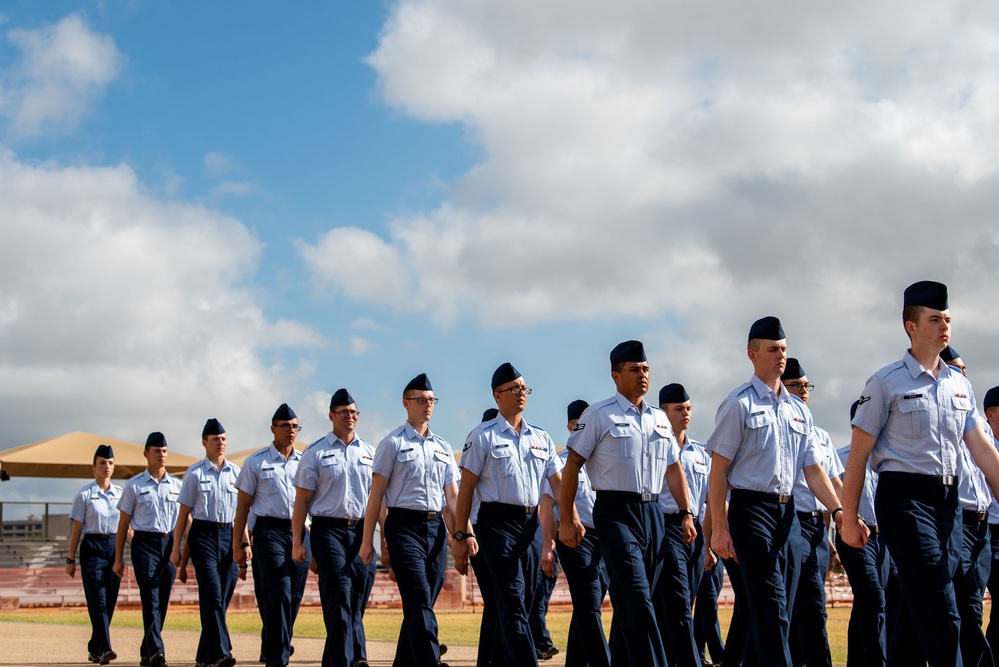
[3,1,999,510]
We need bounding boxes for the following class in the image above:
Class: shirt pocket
[609,424,637,460]
[397,447,422,479]
[650,426,673,460]
[489,443,516,475]
[897,397,930,436]
[745,409,776,448]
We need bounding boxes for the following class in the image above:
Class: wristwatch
[678,508,695,517]
[65,557,75,565]
[453,531,476,541]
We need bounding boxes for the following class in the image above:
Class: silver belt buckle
[641,492,652,502]
[942,475,956,486]
[426,511,437,520]
[347,518,357,526]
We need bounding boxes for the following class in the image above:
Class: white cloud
[0,149,325,457]
[300,0,999,441]
[211,180,253,197]
[204,151,239,177]
[1,13,123,138]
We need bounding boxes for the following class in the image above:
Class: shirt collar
[614,392,650,414]
[403,421,436,442]
[266,442,301,462]
[750,374,790,403]
[496,413,533,436]
[903,349,956,381]
[200,456,236,473]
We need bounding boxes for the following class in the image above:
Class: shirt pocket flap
[745,410,775,429]
[789,419,811,435]
[898,397,929,413]
[490,444,514,459]
[610,425,635,438]
[397,447,419,463]
[433,450,452,464]
[529,445,548,459]
[952,395,972,411]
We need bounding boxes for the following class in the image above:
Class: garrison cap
[482,408,499,422]
[781,358,806,381]
[94,444,114,462]
[567,400,589,422]
[272,403,297,421]
[491,363,522,390]
[405,373,433,392]
[941,345,960,363]
[145,432,168,449]
[610,340,647,366]
[658,383,689,405]
[903,281,948,311]
[202,418,225,437]
[748,316,785,342]
[330,388,355,409]
[984,387,999,411]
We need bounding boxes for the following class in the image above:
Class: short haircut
[902,305,925,328]
[748,338,763,351]
[611,361,625,373]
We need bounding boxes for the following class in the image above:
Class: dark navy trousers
[384,508,448,667]
[789,513,833,667]
[555,531,610,667]
[987,525,999,656]
[876,472,963,667]
[652,514,699,667]
[955,513,993,667]
[835,528,887,667]
[252,517,310,667]
[469,522,504,667]
[476,502,542,667]
[311,516,366,667]
[130,531,176,660]
[80,534,120,657]
[721,557,751,667]
[188,520,238,664]
[694,560,725,665]
[592,492,667,667]
[727,490,801,667]
[352,554,376,662]
[530,522,558,656]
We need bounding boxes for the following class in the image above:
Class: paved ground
[0,621,568,667]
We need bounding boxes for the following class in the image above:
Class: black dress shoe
[149,653,167,667]
[97,650,117,665]
[439,644,448,656]
[139,658,150,667]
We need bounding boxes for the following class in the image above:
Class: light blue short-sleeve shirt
[117,470,183,533]
[659,437,709,516]
[838,444,879,527]
[461,414,560,506]
[566,393,677,495]
[295,432,374,519]
[705,375,822,496]
[70,481,123,534]
[236,444,302,520]
[178,457,241,523]
[793,425,845,512]
[374,422,457,512]
[852,352,980,477]
[544,448,597,529]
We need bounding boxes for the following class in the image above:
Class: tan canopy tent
[0,431,201,479]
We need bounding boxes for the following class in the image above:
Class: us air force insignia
[573,423,585,432]
[857,396,871,405]
[463,441,472,452]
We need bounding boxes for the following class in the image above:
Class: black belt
[192,520,233,529]
[797,510,824,519]
[389,507,442,521]
[730,489,792,504]
[869,524,879,534]
[82,534,114,541]
[964,510,989,523]
[254,516,293,530]
[879,471,956,487]
[134,530,170,538]
[312,516,362,528]
[596,490,660,503]
[480,501,538,516]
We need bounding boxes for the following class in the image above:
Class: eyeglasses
[785,382,815,391]
[333,409,360,417]
[274,423,302,432]
[405,397,439,405]
[497,386,532,396]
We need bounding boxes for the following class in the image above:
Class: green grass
[3,604,989,663]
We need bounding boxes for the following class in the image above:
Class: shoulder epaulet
[728,382,753,399]
[873,360,906,380]
[526,421,546,433]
